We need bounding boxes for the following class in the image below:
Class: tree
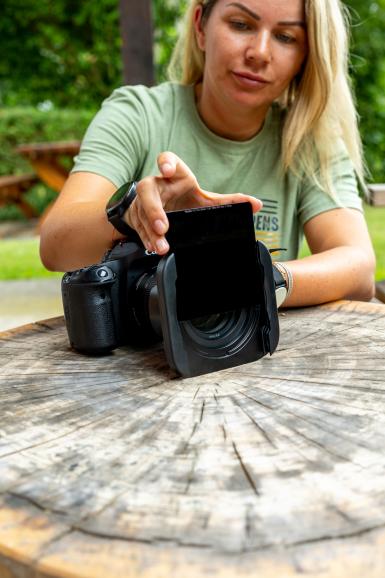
[0,0,383,180]
[0,0,186,109]
[119,0,154,86]
[345,0,385,181]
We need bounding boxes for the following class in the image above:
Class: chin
[230,92,271,111]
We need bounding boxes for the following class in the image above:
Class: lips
[232,71,270,86]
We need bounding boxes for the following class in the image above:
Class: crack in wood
[178,422,200,455]
[245,506,252,540]
[200,400,206,423]
[232,442,260,496]
[240,391,375,461]
[45,518,385,556]
[4,489,385,557]
[239,392,354,463]
[243,384,384,415]
[0,413,120,460]
[193,386,201,400]
[327,504,356,524]
[184,452,198,494]
[281,521,385,550]
[230,396,277,449]
[7,491,67,516]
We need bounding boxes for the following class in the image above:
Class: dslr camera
[61,202,280,377]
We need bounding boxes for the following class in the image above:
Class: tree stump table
[1,300,385,578]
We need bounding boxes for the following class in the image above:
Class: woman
[40,0,376,307]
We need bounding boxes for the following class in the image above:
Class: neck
[194,83,269,141]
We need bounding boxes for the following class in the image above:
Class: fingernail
[161,162,173,174]
[156,239,169,254]
[154,219,167,234]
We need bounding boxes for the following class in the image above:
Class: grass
[0,238,61,280]
[364,205,385,280]
[0,204,384,280]
[299,204,385,281]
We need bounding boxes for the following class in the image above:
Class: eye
[229,20,252,31]
[275,32,296,44]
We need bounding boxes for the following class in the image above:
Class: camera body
[62,203,280,377]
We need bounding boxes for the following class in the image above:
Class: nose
[245,29,272,65]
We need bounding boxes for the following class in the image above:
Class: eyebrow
[225,3,306,27]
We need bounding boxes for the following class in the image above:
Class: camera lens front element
[181,307,260,358]
[189,312,229,334]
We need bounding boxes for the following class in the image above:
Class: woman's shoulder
[102,82,192,115]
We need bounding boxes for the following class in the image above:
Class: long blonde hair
[168,0,364,194]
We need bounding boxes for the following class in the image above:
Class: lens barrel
[130,270,162,342]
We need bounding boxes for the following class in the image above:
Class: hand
[125,151,263,255]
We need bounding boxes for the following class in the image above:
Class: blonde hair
[168,0,364,194]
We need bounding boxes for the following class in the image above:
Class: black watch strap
[106,181,138,237]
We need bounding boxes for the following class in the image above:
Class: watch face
[106,182,134,211]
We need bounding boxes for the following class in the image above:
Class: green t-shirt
[72,82,362,261]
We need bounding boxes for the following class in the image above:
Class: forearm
[282,246,376,308]
[40,200,122,271]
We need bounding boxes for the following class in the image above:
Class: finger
[136,177,169,236]
[126,201,153,251]
[126,179,169,255]
[136,201,170,255]
[199,191,263,213]
[230,194,263,213]
[157,151,198,185]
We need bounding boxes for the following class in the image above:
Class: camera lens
[190,312,229,333]
[181,306,260,358]
[129,269,162,344]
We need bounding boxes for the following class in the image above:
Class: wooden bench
[368,183,385,206]
[16,140,80,193]
[0,173,39,218]
[376,280,385,304]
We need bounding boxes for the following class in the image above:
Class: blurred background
[0,0,384,331]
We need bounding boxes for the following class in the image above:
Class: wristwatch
[106,181,137,237]
[273,262,289,308]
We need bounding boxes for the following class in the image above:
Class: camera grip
[62,267,118,354]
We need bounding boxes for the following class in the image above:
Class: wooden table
[1,300,385,578]
[16,141,81,193]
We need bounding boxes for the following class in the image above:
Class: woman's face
[195,0,308,116]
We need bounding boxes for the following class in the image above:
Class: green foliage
[0,0,384,182]
[0,0,122,109]
[363,204,385,279]
[299,205,385,281]
[0,0,187,109]
[0,107,94,218]
[345,0,385,181]
[0,107,94,172]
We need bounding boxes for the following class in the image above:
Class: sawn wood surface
[0,300,385,578]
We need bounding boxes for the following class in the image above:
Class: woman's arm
[282,207,376,307]
[40,152,262,272]
[39,172,120,271]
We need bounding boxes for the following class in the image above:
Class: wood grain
[0,301,385,577]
